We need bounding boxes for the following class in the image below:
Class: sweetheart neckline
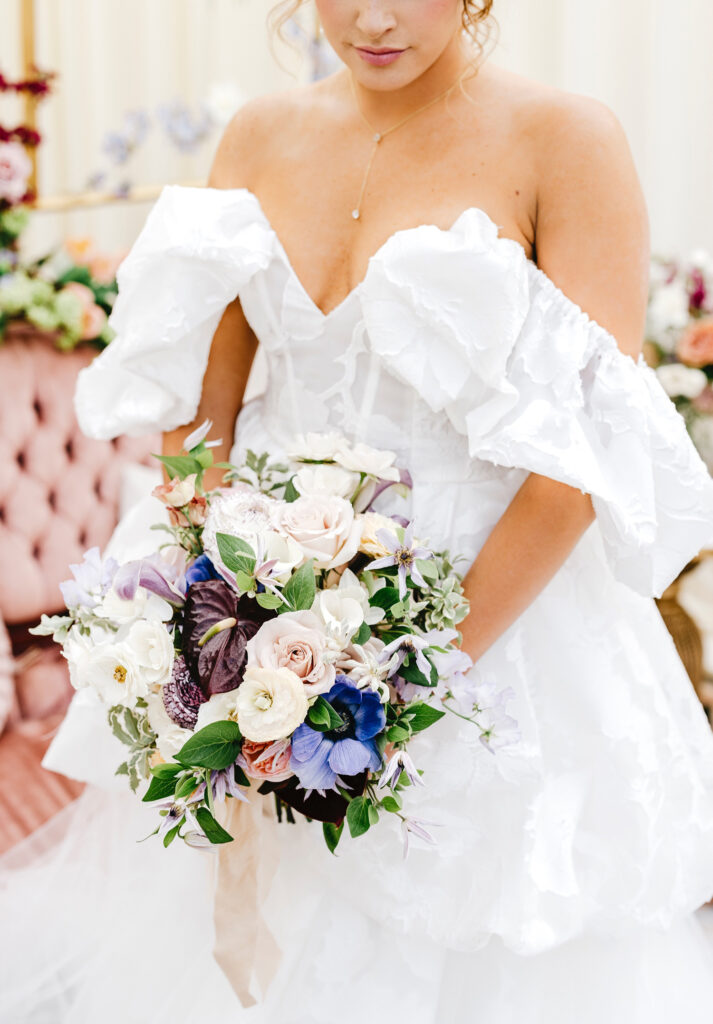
[202,184,527,321]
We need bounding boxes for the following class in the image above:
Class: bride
[3,1,713,1021]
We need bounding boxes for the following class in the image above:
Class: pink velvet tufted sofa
[0,324,158,853]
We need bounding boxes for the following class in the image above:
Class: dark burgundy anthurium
[256,770,369,825]
[182,580,272,698]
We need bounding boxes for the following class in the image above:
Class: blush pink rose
[278,494,361,570]
[676,318,713,368]
[246,610,335,697]
[238,737,294,782]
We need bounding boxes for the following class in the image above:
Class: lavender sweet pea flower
[114,554,187,605]
[59,546,118,609]
[366,522,433,600]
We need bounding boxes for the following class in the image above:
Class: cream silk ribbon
[212,794,283,1007]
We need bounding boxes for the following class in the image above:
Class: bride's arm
[161,104,267,488]
[459,95,650,663]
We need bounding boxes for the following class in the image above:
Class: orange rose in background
[676,318,713,367]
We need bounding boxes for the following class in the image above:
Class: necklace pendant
[373,131,381,143]
[351,209,360,220]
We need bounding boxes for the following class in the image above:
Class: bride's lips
[355,46,407,66]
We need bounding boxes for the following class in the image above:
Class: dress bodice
[74,184,713,597]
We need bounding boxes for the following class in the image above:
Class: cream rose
[334,441,401,482]
[293,464,360,500]
[124,619,174,687]
[236,666,309,742]
[246,610,335,697]
[278,495,361,570]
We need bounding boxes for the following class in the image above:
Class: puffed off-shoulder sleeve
[361,208,713,598]
[74,185,274,439]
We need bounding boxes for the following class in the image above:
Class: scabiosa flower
[289,677,385,793]
[365,522,433,600]
[162,655,206,729]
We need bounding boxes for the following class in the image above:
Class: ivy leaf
[175,721,242,770]
[322,820,344,855]
[346,795,372,838]
[195,807,234,844]
[281,559,316,612]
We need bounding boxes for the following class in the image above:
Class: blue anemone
[289,676,385,792]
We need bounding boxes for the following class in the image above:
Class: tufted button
[64,439,74,459]
[78,529,87,547]
[47,490,56,510]
[33,398,43,420]
[15,451,25,469]
[31,542,41,560]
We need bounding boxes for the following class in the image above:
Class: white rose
[236,666,309,742]
[656,363,708,400]
[65,635,149,708]
[146,690,193,761]
[124,619,174,687]
[286,431,348,462]
[647,281,691,349]
[334,441,401,482]
[278,495,361,570]
[293,464,360,500]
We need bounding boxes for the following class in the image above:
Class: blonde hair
[267,1,498,85]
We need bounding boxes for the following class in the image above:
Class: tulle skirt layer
[2,785,713,1024]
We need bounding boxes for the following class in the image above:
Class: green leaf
[175,721,242,770]
[153,453,203,480]
[174,773,201,799]
[369,587,401,610]
[163,822,183,848]
[353,622,371,646]
[367,802,379,826]
[399,656,434,689]
[403,702,446,733]
[322,820,344,855]
[386,724,411,743]
[234,569,256,592]
[233,764,251,788]
[380,794,402,813]
[281,559,316,612]
[142,774,178,802]
[194,449,213,469]
[307,695,344,732]
[415,557,438,582]
[256,591,284,610]
[283,477,299,502]
[346,795,372,838]
[195,806,234,844]
[150,762,183,779]
[216,533,256,574]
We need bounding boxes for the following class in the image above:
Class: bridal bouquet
[34,425,518,856]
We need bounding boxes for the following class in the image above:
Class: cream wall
[1,0,711,258]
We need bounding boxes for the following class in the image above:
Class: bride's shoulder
[207,78,337,190]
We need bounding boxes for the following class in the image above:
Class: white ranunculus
[334,441,401,482]
[293,463,360,500]
[286,431,348,462]
[146,690,193,761]
[656,363,708,399]
[124,619,174,687]
[236,666,309,742]
[64,634,149,708]
[312,569,383,647]
[278,495,361,570]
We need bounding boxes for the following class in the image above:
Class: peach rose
[246,610,335,697]
[676,318,713,368]
[88,250,127,285]
[238,737,294,782]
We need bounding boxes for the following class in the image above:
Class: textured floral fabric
[4,184,713,1022]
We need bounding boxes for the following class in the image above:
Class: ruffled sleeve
[361,208,713,598]
[74,185,275,439]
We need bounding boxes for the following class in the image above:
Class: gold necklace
[348,65,469,221]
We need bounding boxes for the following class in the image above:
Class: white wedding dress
[3,184,713,1023]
